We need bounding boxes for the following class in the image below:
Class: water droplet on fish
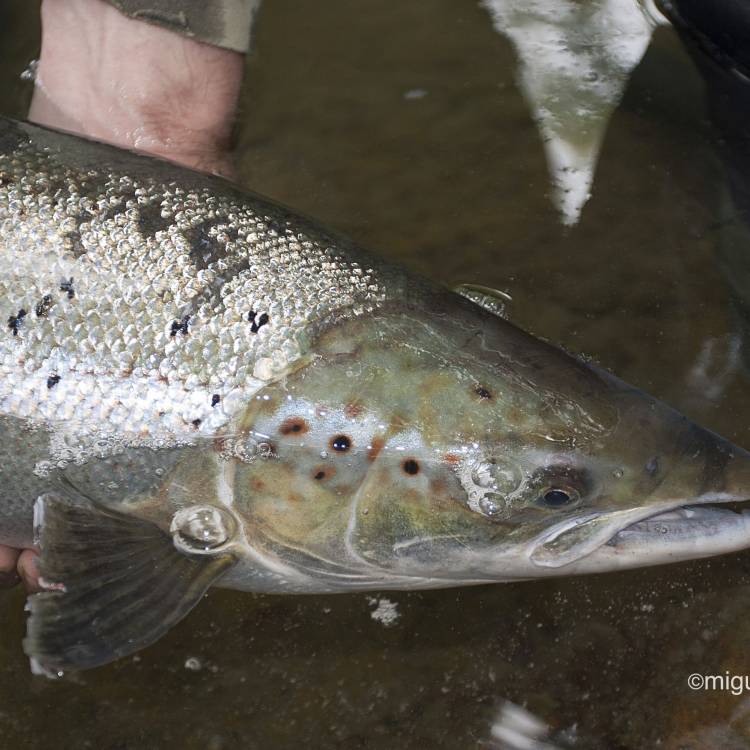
[257,442,272,458]
[171,505,235,553]
[107,481,119,490]
[33,461,53,478]
[155,467,165,477]
[613,469,624,479]
[320,450,329,459]
[479,496,502,516]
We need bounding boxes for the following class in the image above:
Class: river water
[1,1,750,748]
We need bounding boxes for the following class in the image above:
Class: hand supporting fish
[2,116,750,674]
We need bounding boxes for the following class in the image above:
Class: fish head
[228,289,750,589]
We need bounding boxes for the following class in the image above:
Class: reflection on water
[2,0,750,748]
[482,0,665,225]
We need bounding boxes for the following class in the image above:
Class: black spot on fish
[280,417,309,435]
[331,435,352,453]
[475,385,492,400]
[248,311,269,333]
[402,459,420,475]
[192,418,202,428]
[137,202,170,237]
[313,465,336,481]
[211,394,221,407]
[47,374,61,389]
[60,278,75,299]
[35,295,53,318]
[170,315,190,337]
[7,309,26,336]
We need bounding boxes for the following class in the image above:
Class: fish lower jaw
[591,502,750,571]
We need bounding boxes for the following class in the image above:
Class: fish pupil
[542,489,571,507]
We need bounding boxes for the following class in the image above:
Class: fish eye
[539,487,578,508]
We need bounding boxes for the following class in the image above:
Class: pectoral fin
[24,494,236,674]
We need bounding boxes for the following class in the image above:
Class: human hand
[28,0,245,177]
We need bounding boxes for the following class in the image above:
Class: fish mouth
[529,495,750,572]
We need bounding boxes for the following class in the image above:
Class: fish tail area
[24,493,234,675]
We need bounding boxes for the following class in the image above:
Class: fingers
[0,545,21,588]
[0,547,41,592]
[17,550,41,593]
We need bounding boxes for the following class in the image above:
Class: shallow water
[2,1,750,748]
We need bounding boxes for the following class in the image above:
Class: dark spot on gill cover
[475,385,492,400]
[7,309,26,336]
[47,374,60,389]
[248,311,269,333]
[313,465,336,481]
[60,278,75,299]
[170,315,190,337]
[35,295,53,318]
[403,458,420,475]
[279,417,309,435]
[331,435,352,452]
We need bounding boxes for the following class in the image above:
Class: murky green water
[2,1,750,748]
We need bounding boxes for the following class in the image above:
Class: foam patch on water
[367,596,400,627]
[483,0,667,225]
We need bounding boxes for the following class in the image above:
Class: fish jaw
[221,290,750,589]
[526,495,750,576]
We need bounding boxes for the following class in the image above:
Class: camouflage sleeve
[101,0,262,53]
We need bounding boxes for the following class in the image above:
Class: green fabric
[104,0,260,52]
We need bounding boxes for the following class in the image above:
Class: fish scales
[0,117,399,444]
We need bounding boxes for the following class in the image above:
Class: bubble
[171,505,236,553]
[33,460,54,478]
[458,454,522,518]
[257,442,272,458]
[184,657,202,671]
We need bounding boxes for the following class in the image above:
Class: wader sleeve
[101,0,261,52]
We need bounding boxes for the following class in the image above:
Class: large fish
[1,116,749,674]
